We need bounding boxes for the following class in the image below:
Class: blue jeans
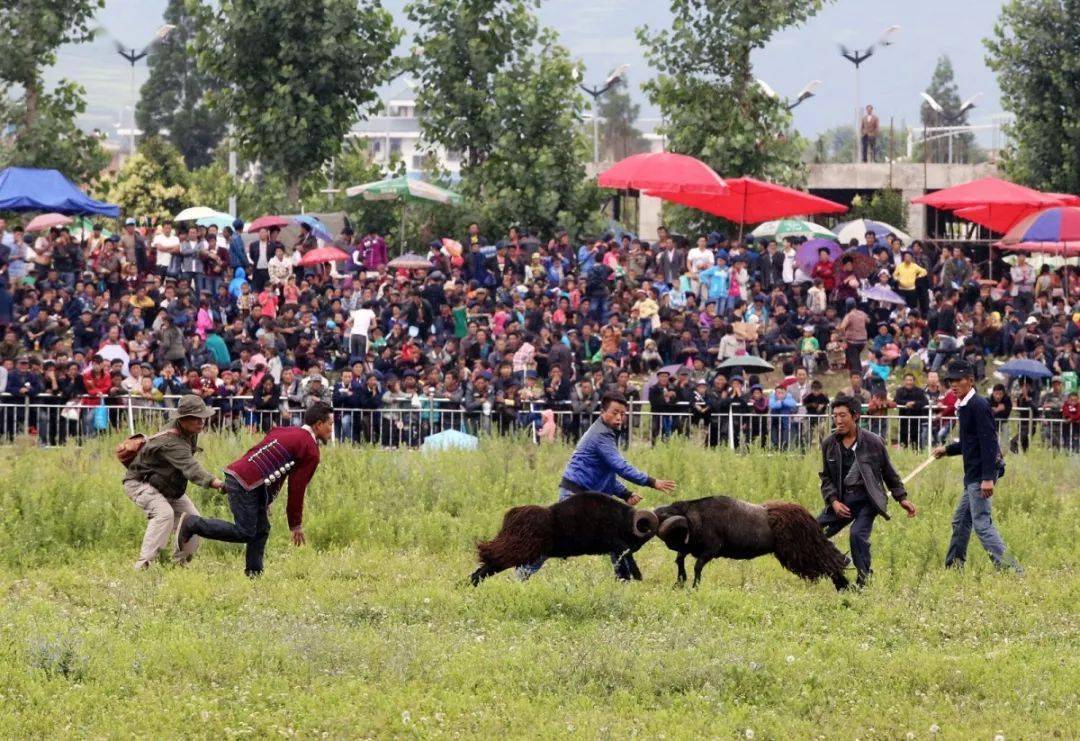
[516,488,638,580]
[945,481,1021,571]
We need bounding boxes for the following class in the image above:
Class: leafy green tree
[638,1,828,233]
[0,0,109,182]
[849,190,907,231]
[196,0,399,202]
[98,137,190,221]
[405,0,539,173]
[597,78,648,162]
[985,0,1080,193]
[0,81,109,183]
[136,0,227,169]
[919,56,979,163]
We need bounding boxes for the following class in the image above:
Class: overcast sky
[48,0,1008,144]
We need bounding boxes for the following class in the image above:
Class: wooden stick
[902,455,937,485]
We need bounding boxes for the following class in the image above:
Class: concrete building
[348,93,462,177]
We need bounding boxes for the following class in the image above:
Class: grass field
[0,434,1076,739]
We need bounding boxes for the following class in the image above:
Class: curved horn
[658,515,690,544]
[633,509,658,536]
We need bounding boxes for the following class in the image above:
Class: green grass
[0,435,1076,738]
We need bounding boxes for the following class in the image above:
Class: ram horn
[658,515,690,544]
[633,509,659,536]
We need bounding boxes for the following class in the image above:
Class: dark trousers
[252,268,270,292]
[818,497,877,584]
[186,476,271,575]
[861,135,877,162]
[845,341,865,375]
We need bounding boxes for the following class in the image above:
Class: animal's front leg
[692,557,708,588]
[675,552,687,587]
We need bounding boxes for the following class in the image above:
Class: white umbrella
[174,206,230,222]
[835,218,912,246]
[750,218,836,240]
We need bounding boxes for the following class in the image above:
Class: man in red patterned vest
[178,402,333,576]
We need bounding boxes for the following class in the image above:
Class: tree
[98,137,190,221]
[985,0,1080,193]
[405,0,539,174]
[0,0,109,182]
[0,81,109,182]
[919,56,978,163]
[849,190,907,232]
[406,0,599,237]
[136,0,227,169]
[470,29,600,236]
[196,0,399,202]
[638,1,828,232]
[597,78,648,162]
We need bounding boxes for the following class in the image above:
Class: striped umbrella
[997,206,1080,256]
[750,218,836,240]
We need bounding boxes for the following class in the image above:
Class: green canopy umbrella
[751,218,836,241]
[345,176,463,253]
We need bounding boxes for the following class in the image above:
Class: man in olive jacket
[123,395,223,569]
[818,395,917,587]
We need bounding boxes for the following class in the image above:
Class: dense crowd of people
[0,214,1078,450]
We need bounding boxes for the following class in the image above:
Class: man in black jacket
[933,361,1021,572]
[819,395,917,587]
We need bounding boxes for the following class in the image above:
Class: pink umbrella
[297,246,351,266]
[245,215,291,233]
[26,212,73,231]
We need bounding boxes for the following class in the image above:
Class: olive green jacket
[123,425,216,499]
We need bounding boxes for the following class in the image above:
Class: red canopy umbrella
[646,176,847,225]
[912,177,1066,209]
[297,246,351,266]
[598,152,727,195]
[1001,242,1080,257]
[954,193,1080,234]
[245,214,291,233]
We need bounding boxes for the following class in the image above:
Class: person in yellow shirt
[893,250,927,308]
[632,288,660,338]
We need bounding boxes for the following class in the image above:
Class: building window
[446,149,461,163]
[411,154,425,170]
[370,139,382,155]
[390,138,402,155]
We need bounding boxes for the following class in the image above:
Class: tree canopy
[136,0,227,169]
[919,55,979,164]
[985,0,1080,193]
[196,0,399,201]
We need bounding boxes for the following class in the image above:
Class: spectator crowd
[0,214,1078,451]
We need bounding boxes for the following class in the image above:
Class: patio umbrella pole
[400,201,406,257]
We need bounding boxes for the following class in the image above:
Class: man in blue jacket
[517,391,677,581]
[933,360,1022,572]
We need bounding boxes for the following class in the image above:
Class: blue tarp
[0,167,120,217]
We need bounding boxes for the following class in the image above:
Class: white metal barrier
[0,394,1077,454]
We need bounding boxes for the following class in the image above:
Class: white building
[348,92,462,177]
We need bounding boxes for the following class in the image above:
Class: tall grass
[0,435,1076,737]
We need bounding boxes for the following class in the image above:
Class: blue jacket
[229,234,249,269]
[945,392,1001,485]
[562,418,651,499]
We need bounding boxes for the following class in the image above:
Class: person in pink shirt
[257,286,279,319]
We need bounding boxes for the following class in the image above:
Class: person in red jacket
[178,402,332,576]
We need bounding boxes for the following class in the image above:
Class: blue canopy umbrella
[998,359,1053,380]
[0,167,119,217]
[421,429,479,452]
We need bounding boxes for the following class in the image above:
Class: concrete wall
[808,162,999,239]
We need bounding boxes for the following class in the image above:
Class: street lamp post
[113,24,175,160]
[579,64,630,169]
[840,25,900,163]
[920,91,982,163]
[756,78,822,111]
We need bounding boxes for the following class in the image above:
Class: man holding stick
[933,361,1022,572]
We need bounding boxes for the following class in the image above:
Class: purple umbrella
[861,285,906,306]
[795,238,841,275]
